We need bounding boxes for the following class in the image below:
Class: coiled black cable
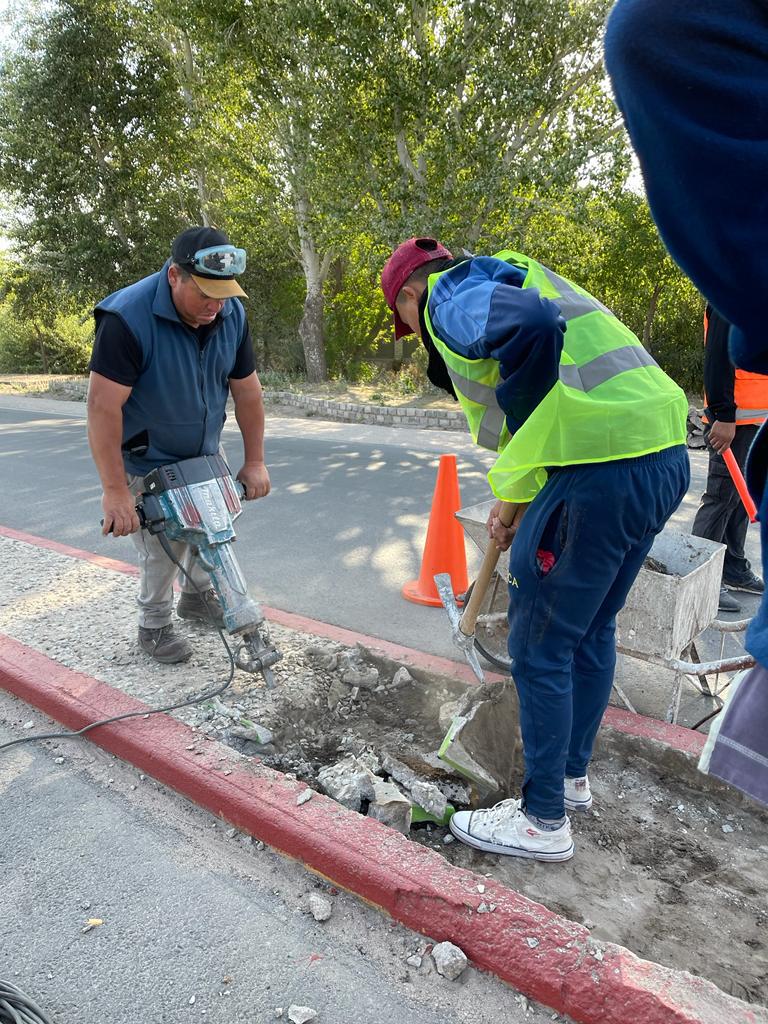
[0,980,53,1024]
[0,532,236,754]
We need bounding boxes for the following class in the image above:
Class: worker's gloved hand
[486,500,529,552]
[707,420,737,455]
[237,461,271,500]
[102,486,141,537]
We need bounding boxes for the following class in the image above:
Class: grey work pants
[127,472,212,629]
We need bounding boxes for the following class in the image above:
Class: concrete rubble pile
[198,636,523,835]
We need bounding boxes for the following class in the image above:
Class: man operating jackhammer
[87,226,270,665]
[381,238,690,861]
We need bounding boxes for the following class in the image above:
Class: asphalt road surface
[0,395,760,663]
[0,690,560,1024]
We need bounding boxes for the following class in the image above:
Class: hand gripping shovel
[435,501,518,682]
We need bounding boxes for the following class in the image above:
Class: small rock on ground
[307,893,333,922]
[288,1006,318,1024]
[432,940,468,981]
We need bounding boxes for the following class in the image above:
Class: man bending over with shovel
[381,238,690,861]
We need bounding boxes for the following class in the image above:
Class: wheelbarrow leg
[611,679,637,714]
[689,641,716,697]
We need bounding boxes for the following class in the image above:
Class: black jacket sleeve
[703,306,736,422]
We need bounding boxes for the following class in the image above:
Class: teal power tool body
[137,454,281,687]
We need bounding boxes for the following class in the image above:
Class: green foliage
[0,0,704,394]
[0,296,93,373]
[495,187,705,390]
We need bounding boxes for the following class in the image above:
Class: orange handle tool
[722,448,758,523]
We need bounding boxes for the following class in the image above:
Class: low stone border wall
[35,378,469,433]
[265,390,467,431]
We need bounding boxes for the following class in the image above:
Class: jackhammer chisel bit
[434,573,485,683]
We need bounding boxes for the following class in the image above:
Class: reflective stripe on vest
[442,367,507,450]
[425,250,686,476]
[540,265,613,320]
[736,407,768,420]
[436,263,615,450]
[559,344,659,392]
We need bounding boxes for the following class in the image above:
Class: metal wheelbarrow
[456,500,755,726]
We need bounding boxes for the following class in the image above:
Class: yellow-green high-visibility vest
[424,250,688,503]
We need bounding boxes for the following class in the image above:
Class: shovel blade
[434,573,485,683]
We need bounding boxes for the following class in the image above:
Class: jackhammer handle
[459,501,518,636]
[100,503,146,534]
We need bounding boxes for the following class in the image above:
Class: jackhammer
[135,453,281,687]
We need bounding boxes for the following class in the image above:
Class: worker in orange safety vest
[692,305,766,611]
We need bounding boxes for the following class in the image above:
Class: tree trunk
[162,27,211,225]
[643,282,663,353]
[298,286,327,383]
[294,189,332,382]
[32,325,49,374]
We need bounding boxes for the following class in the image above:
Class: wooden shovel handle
[459,501,518,636]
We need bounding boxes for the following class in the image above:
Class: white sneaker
[564,775,592,813]
[449,799,574,861]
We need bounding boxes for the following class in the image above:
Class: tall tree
[0,0,198,298]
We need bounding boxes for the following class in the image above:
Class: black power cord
[0,532,237,754]
[0,979,53,1024]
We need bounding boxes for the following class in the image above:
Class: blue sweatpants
[506,446,690,818]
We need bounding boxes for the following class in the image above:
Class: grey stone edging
[25,378,469,433]
[264,390,468,432]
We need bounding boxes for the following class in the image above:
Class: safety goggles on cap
[190,245,247,278]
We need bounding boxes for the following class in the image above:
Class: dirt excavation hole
[187,629,768,1010]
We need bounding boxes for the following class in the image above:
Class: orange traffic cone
[402,453,469,607]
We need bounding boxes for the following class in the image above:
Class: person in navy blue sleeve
[605,0,768,800]
[381,238,689,861]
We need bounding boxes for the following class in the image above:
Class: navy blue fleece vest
[96,261,245,476]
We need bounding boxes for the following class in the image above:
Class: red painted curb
[0,526,708,756]
[0,635,763,1024]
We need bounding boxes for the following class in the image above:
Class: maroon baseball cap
[381,237,453,338]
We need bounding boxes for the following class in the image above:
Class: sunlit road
[0,395,757,660]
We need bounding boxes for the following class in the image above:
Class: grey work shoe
[138,625,193,664]
[177,589,225,628]
[723,570,765,596]
[718,586,742,613]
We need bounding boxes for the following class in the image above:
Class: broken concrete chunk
[230,723,274,746]
[405,954,423,968]
[381,753,448,820]
[341,666,379,689]
[390,667,415,688]
[409,779,448,821]
[287,1007,318,1024]
[410,751,472,806]
[317,755,379,811]
[438,681,523,799]
[336,649,380,689]
[307,893,333,922]
[367,781,412,833]
[357,748,381,775]
[305,643,339,671]
[326,678,348,710]
[432,940,469,980]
